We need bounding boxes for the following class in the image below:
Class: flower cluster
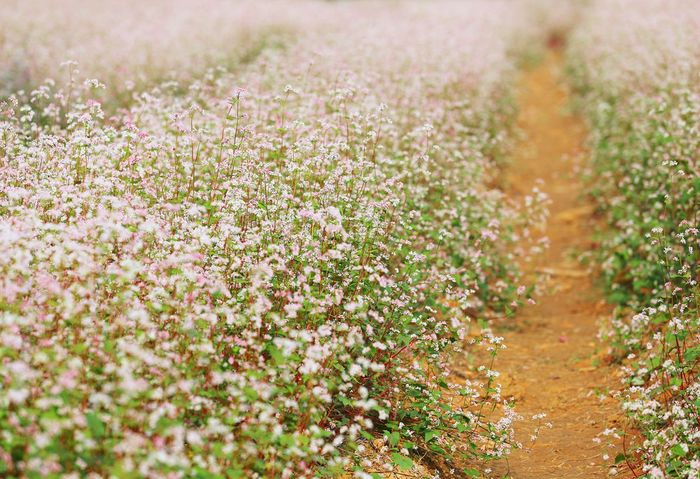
[0,3,544,477]
[568,1,700,477]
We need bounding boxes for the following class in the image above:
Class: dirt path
[493,50,619,478]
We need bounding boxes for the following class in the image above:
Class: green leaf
[243,387,259,401]
[360,430,374,441]
[428,443,447,455]
[671,444,687,457]
[648,356,661,370]
[266,344,285,365]
[630,377,645,386]
[388,431,400,447]
[86,412,105,438]
[463,468,480,477]
[424,430,437,442]
[390,453,413,471]
[194,468,224,479]
[684,345,700,363]
[614,453,626,464]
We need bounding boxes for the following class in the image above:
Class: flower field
[0,0,315,101]
[0,2,550,477]
[568,1,700,477]
[0,1,697,478]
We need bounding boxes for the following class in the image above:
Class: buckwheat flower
[7,388,30,404]
[344,301,362,312]
[648,467,664,478]
[283,302,302,318]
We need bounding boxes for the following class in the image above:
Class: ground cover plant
[567,1,700,477]
[0,0,328,103]
[0,2,547,478]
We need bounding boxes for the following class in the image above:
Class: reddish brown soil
[492,51,620,478]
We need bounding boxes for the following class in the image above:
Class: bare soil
[491,50,620,478]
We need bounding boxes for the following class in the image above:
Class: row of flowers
[0,3,546,478]
[567,1,700,477]
[0,0,337,103]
